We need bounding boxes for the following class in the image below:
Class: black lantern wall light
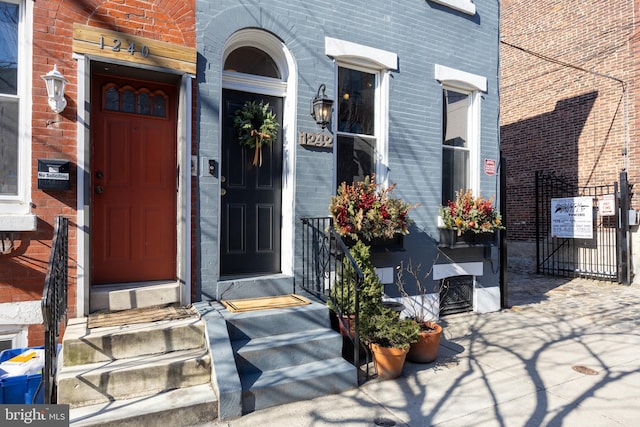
[310,84,334,129]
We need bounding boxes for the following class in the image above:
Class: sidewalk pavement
[200,272,640,426]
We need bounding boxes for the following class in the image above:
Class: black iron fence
[40,216,68,404]
[300,217,364,375]
[535,171,630,283]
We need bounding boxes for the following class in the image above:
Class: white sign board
[551,197,593,239]
[598,194,616,216]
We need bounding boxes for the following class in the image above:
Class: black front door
[220,89,283,276]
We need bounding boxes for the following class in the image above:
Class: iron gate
[535,171,632,283]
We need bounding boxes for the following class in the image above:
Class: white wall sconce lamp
[41,65,68,113]
[310,83,334,129]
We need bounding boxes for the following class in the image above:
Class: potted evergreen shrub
[360,309,420,379]
[328,240,380,337]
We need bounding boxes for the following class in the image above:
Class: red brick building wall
[0,0,196,347]
[500,0,638,242]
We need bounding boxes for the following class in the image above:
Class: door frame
[74,54,193,316]
[220,29,297,279]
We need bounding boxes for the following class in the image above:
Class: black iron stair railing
[300,217,364,379]
[40,216,69,404]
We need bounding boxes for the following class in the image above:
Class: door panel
[220,90,283,276]
[91,75,177,284]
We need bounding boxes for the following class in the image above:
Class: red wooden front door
[91,74,177,284]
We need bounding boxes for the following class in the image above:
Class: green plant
[329,175,415,242]
[361,310,420,350]
[439,189,504,235]
[233,100,279,166]
[328,240,380,315]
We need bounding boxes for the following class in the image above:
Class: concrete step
[58,348,211,408]
[69,383,218,427]
[233,328,344,374]
[90,281,180,312]
[215,274,294,301]
[223,301,331,341]
[240,358,357,413]
[62,316,205,366]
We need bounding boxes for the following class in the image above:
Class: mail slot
[37,159,71,190]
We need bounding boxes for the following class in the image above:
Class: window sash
[442,88,472,204]
[0,0,29,210]
[0,96,19,196]
[336,66,378,186]
[0,1,19,96]
[336,134,376,187]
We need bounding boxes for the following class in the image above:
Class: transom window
[224,46,280,79]
[103,84,168,118]
[336,66,377,186]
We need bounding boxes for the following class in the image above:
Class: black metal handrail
[40,216,68,404]
[300,217,364,377]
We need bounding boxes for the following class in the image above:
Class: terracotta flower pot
[407,322,442,363]
[369,342,408,380]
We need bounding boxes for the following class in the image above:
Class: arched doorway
[220,30,293,277]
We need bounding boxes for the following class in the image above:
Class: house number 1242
[99,36,150,57]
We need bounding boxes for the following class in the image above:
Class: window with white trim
[0,0,32,222]
[435,64,486,205]
[0,326,27,351]
[336,65,378,186]
[325,37,396,188]
[442,87,471,204]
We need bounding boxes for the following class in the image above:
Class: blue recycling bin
[0,347,45,404]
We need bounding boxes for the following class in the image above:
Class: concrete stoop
[58,316,218,427]
[196,296,358,419]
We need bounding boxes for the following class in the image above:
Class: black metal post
[619,171,630,284]
[500,154,508,308]
[535,171,541,274]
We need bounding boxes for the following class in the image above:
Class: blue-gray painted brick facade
[196,0,501,299]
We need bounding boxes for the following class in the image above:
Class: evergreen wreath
[233,100,279,167]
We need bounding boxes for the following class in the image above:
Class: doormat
[221,294,311,313]
[87,304,199,329]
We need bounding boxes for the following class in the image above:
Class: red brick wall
[0,0,196,347]
[500,0,638,241]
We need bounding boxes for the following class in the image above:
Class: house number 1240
[99,36,150,57]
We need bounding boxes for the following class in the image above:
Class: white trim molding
[0,214,36,231]
[435,64,487,92]
[0,301,43,325]
[433,261,483,280]
[325,37,398,71]
[429,0,476,16]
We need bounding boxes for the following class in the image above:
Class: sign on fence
[598,194,616,216]
[551,196,593,239]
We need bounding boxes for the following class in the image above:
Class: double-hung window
[441,88,471,205]
[325,37,396,188]
[336,66,377,186]
[435,64,486,206]
[0,0,33,228]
